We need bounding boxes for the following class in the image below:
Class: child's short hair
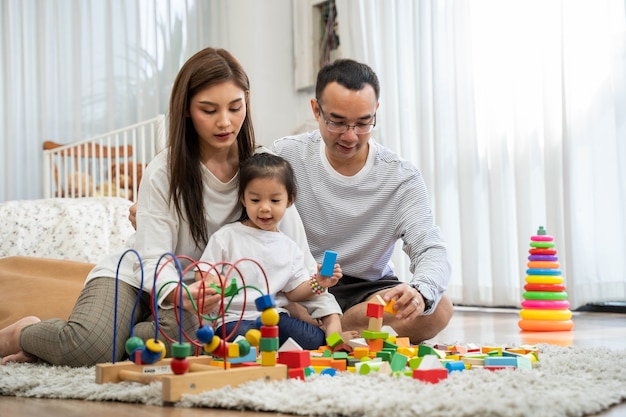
[238,153,297,220]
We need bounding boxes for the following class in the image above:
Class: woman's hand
[168,280,221,314]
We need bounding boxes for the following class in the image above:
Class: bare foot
[340,330,361,341]
[1,350,38,365]
[0,316,40,364]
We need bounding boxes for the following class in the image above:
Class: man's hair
[315,59,380,100]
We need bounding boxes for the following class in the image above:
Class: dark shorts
[328,275,402,312]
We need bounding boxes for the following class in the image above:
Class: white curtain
[0,0,219,201]
[336,0,626,309]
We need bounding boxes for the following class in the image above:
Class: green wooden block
[390,352,409,372]
[325,331,343,348]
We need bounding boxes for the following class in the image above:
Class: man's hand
[383,283,425,320]
[128,202,138,229]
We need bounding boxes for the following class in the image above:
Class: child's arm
[284,262,342,302]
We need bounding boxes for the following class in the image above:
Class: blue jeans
[215,313,325,350]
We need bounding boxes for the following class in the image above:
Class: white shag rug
[1,344,625,417]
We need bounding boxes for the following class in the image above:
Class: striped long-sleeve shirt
[271,130,451,313]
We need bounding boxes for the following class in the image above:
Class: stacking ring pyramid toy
[518,226,574,332]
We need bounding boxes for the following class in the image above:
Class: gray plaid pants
[20,277,199,367]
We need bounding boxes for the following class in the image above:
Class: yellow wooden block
[353,347,370,359]
[397,347,416,358]
[481,346,502,356]
[260,350,277,366]
[227,342,240,358]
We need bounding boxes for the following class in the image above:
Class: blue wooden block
[483,356,518,367]
[320,250,338,277]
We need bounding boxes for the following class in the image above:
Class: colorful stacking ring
[522,291,568,300]
[518,319,574,332]
[528,255,558,262]
[530,235,553,241]
[530,241,555,248]
[521,299,570,309]
[527,261,560,269]
[525,275,564,284]
[519,308,572,320]
[524,283,566,292]
[529,248,557,255]
[526,268,562,276]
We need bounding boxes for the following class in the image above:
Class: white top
[272,131,451,313]
[198,221,316,323]
[86,148,341,318]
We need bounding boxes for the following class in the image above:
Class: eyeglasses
[317,101,376,135]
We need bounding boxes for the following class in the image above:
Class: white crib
[42,115,166,203]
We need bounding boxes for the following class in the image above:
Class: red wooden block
[278,350,311,368]
[366,303,384,318]
[261,325,279,338]
[288,367,306,380]
[413,368,449,383]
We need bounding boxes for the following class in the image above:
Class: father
[272,59,453,344]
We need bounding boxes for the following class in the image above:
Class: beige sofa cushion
[0,256,94,329]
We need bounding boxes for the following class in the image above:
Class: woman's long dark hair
[167,47,256,249]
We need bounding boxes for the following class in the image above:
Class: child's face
[241,177,291,232]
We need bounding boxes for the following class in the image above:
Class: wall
[214,0,317,146]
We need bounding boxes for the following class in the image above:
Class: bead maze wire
[112,250,273,370]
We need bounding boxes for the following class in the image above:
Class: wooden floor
[2,307,625,417]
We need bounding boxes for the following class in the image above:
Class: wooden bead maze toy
[95,250,287,403]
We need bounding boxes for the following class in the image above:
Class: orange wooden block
[384,299,398,315]
[395,337,410,347]
[367,338,384,352]
[310,357,333,367]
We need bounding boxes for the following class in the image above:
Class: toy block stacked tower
[518,226,574,332]
[361,295,392,353]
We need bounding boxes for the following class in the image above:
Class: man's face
[313,82,379,170]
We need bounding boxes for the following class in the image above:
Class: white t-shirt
[198,221,314,323]
[272,131,451,313]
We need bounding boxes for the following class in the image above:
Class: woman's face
[189,80,247,153]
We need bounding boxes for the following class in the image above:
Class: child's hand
[316,263,342,288]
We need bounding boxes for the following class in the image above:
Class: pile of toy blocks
[274,295,539,384]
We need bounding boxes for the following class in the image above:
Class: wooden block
[413,368,448,383]
[162,364,287,402]
[395,337,411,348]
[95,356,214,384]
[366,303,384,318]
[383,299,398,315]
[368,317,383,332]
